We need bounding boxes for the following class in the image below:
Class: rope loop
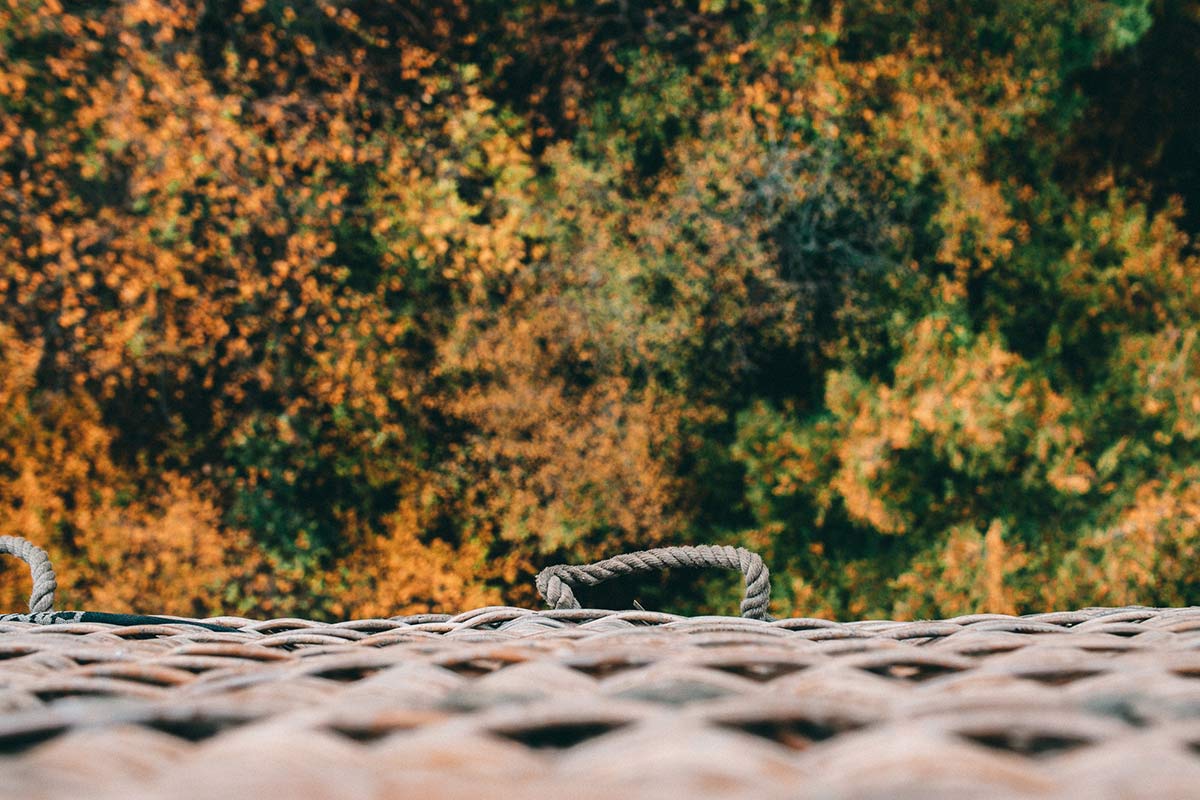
[536,545,772,620]
[0,536,57,614]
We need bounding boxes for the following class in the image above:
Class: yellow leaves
[892,520,1031,619]
[934,171,1015,273]
[1046,451,1095,495]
[435,294,686,563]
[370,102,535,289]
[842,55,1020,275]
[336,502,502,617]
[1061,196,1199,332]
[832,465,908,534]
[63,478,263,616]
[783,575,837,620]
[817,314,1091,539]
[1050,474,1200,609]
[0,0,1194,623]
[980,520,1020,614]
[294,36,317,59]
[1118,328,1200,442]
[0,344,257,615]
[0,327,42,406]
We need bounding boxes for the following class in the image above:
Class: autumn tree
[1,0,1196,620]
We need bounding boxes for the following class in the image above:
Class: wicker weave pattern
[2,606,1200,798]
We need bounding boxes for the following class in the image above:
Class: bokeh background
[2,0,1199,620]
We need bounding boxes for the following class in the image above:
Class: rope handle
[3,536,770,621]
[535,545,772,620]
[0,536,57,613]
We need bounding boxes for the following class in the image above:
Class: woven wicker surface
[2,607,1200,798]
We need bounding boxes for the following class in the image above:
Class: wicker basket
[1,539,1197,799]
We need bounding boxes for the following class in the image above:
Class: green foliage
[1,0,1197,619]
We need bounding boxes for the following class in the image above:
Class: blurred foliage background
[2,0,1199,619]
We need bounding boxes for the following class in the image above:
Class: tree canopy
[2,0,1198,619]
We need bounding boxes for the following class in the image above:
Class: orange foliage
[1,0,1197,622]
[0,324,260,615]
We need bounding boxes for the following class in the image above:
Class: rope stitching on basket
[536,544,772,620]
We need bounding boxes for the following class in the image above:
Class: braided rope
[2,537,769,621]
[536,545,772,620]
[0,536,56,613]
